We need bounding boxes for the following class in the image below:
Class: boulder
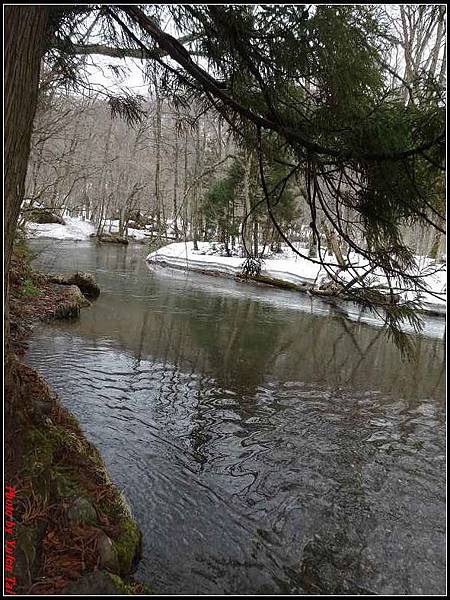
[97,530,120,572]
[28,209,65,225]
[62,571,122,595]
[53,285,90,318]
[67,496,97,525]
[97,233,129,245]
[48,272,100,299]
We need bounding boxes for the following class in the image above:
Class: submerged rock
[97,233,129,245]
[48,272,100,299]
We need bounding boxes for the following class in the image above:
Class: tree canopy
[6,4,447,352]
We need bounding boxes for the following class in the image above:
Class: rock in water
[68,272,100,298]
[52,285,90,318]
[97,233,129,245]
[48,272,100,299]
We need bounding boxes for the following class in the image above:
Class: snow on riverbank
[102,219,152,241]
[25,216,96,240]
[25,216,152,242]
[147,241,446,315]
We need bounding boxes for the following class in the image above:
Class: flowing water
[26,240,446,595]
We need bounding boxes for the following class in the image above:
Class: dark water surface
[26,240,446,595]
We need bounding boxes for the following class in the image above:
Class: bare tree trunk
[192,123,201,251]
[438,41,446,87]
[321,220,346,267]
[428,7,445,78]
[5,6,49,285]
[253,219,259,257]
[400,6,415,103]
[172,127,180,240]
[429,216,446,261]
[5,7,50,390]
[96,118,113,236]
[154,92,164,241]
[242,151,253,256]
[183,128,189,238]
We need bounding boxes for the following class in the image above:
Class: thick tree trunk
[4,6,51,398]
[5,6,49,283]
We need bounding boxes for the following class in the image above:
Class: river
[26,240,446,595]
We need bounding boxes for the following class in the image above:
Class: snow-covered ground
[25,215,152,241]
[25,216,96,241]
[102,219,154,241]
[147,241,446,316]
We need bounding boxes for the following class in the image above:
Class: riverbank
[147,241,446,317]
[25,215,152,243]
[5,243,146,595]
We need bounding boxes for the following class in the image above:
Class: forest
[4,4,447,597]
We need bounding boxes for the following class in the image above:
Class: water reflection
[26,241,446,595]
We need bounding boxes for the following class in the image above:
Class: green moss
[25,427,56,470]
[107,573,155,595]
[20,278,42,297]
[107,573,135,595]
[51,466,79,499]
[113,516,142,576]
[25,424,82,467]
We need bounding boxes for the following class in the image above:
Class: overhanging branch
[119,4,445,162]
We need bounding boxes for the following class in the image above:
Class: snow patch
[25,216,96,241]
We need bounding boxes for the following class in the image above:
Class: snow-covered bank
[147,241,446,316]
[25,216,153,242]
[25,216,96,240]
[102,219,152,241]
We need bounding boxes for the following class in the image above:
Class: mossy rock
[97,530,120,572]
[113,515,142,576]
[48,272,100,299]
[62,571,123,595]
[67,496,98,525]
[51,466,79,499]
[107,573,154,595]
[107,573,135,595]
